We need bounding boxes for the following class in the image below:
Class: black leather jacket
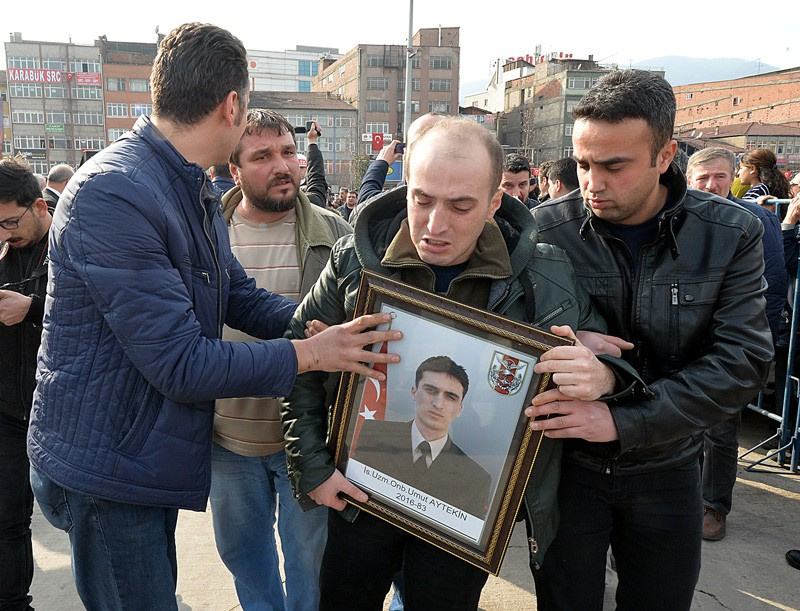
[0,234,48,421]
[533,164,773,474]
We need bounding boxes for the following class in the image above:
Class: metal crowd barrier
[739,199,800,473]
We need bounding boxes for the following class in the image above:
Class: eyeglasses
[0,200,35,230]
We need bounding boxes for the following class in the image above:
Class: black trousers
[319,509,488,610]
[533,460,702,611]
[0,412,33,611]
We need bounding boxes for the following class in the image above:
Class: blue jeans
[533,461,702,611]
[0,412,33,611]
[209,444,327,611]
[319,510,488,610]
[30,466,179,611]
[702,413,741,515]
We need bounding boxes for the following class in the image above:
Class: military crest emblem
[488,352,529,396]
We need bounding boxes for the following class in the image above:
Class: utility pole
[403,0,414,140]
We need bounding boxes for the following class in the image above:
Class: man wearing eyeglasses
[0,156,52,611]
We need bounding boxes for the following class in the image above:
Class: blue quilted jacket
[28,116,299,510]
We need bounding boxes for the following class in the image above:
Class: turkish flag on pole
[350,341,388,452]
[371,132,384,151]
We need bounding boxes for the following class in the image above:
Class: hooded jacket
[281,187,640,566]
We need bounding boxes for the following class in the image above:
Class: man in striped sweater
[211,108,352,611]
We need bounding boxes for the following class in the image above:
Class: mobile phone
[306,121,321,136]
[395,142,406,154]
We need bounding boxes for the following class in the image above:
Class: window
[367,77,389,90]
[733,97,741,106]
[298,60,318,77]
[47,111,70,124]
[2,141,11,155]
[567,77,594,90]
[30,160,49,174]
[298,81,311,92]
[106,78,126,91]
[72,86,102,99]
[10,83,43,98]
[564,124,573,136]
[339,66,346,75]
[335,117,354,127]
[365,99,389,113]
[73,111,103,125]
[70,59,101,73]
[8,56,40,69]
[107,103,128,117]
[397,101,420,113]
[42,58,66,70]
[75,138,104,150]
[429,79,452,92]
[366,122,390,134]
[685,93,693,100]
[108,128,128,141]
[428,101,451,113]
[563,146,573,157]
[129,79,150,92]
[398,78,420,91]
[12,110,44,124]
[48,136,70,149]
[429,56,452,70]
[130,103,153,117]
[367,55,384,67]
[14,135,46,149]
[45,85,66,98]
[566,100,579,114]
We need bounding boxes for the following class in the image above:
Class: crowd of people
[1,20,799,611]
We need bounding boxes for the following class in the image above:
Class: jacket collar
[131,116,210,198]
[381,218,512,280]
[580,162,687,258]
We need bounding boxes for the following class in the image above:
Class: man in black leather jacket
[0,157,52,610]
[530,70,773,610]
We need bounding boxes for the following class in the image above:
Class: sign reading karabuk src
[8,69,64,83]
[8,69,102,86]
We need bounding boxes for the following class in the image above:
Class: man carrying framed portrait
[281,116,642,610]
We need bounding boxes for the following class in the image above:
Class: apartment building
[247,45,341,92]
[4,32,104,173]
[248,90,358,188]
[312,27,460,153]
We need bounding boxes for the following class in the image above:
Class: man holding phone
[299,119,329,208]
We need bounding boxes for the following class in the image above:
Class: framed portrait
[328,270,571,574]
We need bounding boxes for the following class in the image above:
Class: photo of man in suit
[350,356,491,519]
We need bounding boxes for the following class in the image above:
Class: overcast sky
[4,0,797,93]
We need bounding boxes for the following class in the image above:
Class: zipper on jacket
[199,181,223,335]
[523,497,541,569]
[533,301,571,328]
[671,284,679,306]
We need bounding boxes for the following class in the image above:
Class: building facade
[464,58,537,114]
[673,67,800,133]
[312,27,460,154]
[248,90,358,189]
[247,45,341,92]
[4,32,104,173]
[499,56,616,166]
[98,37,158,146]
[1,71,11,156]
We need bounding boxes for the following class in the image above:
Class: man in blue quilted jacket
[27,23,399,611]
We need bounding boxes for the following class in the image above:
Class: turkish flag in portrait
[371,132,384,151]
[350,341,388,453]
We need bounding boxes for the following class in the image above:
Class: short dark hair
[0,156,41,208]
[547,157,579,191]
[151,23,248,126]
[230,109,296,166]
[538,160,554,180]
[415,356,469,399]
[504,154,531,176]
[211,164,233,179]
[573,69,676,163]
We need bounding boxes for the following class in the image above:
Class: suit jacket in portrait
[351,419,492,519]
